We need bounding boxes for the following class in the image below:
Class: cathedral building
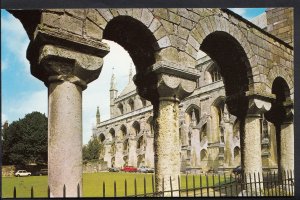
[92,8,293,173]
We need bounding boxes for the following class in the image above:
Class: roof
[118,80,136,97]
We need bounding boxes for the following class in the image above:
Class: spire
[96,106,101,125]
[110,67,116,90]
[129,63,133,83]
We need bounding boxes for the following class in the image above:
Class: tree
[83,134,104,163]
[2,112,48,165]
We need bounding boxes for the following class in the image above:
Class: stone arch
[101,13,168,73]
[185,104,201,125]
[132,121,141,136]
[200,123,208,142]
[266,66,294,100]
[137,135,144,149]
[233,146,241,165]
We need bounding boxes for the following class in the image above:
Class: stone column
[280,121,294,172]
[104,143,112,168]
[115,141,124,168]
[279,106,294,174]
[27,29,109,197]
[134,61,200,196]
[128,136,137,167]
[241,98,271,195]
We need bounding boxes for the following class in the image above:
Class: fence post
[114,181,116,197]
[162,177,164,197]
[273,171,277,196]
[287,170,291,196]
[63,184,66,198]
[134,178,137,197]
[185,174,188,197]
[234,173,238,197]
[77,183,80,198]
[223,173,227,196]
[283,171,287,196]
[245,173,248,197]
[103,181,105,198]
[218,174,221,197]
[170,176,173,197]
[13,186,16,198]
[144,176,147,197]
[212,174,215,197]
[48,185,50,198]
[230,174,233,196]
[258,172,262,196]
[200,174,203,197]
[152,175,155,196]
[178,175,181,197]
[193,175,195,197]
[292,170,294,196]
[206,174,209,197]
[125,179,127,197]
[31,186,34,198]
[254,172,257,196]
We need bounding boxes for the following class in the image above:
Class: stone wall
[266,8,294,46]
[83,161,108,173]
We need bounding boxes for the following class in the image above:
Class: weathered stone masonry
[9,8,293,197]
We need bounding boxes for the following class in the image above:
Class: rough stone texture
[280,122,294,172]
[155,100,180,196]
[48,81,83,197]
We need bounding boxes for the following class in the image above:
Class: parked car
[15,170,31,177]
[122,166,137,172]
[137,166,154,173]
[108,167,119,172]
[37,169,48,176]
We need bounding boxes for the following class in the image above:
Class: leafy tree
[2,112,48,165]
[83,134,104,163]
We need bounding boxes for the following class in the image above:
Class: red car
[122,166,137,172]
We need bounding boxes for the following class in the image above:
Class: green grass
[2,172,228,198]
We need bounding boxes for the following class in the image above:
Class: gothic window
[234,146,240,159]
[147,117,154,136]
[128,99,134,111]
[109,128,115,141]
[99,133,105,143]
[200,124,207,142]
[120,125,127,139]
[200,149,208,161]
[141,99,147,107]
[185,105,200,125]
[208,63,222,83]
[137,136,144,149]
[132,121,140,136]
[118,103,124,115]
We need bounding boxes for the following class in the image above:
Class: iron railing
[11,170,294,198]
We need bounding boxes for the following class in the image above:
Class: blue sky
[1,8,266,144]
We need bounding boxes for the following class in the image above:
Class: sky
[1,8,265,144]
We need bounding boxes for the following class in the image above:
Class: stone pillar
[115,141,124,168]
[128,136,137,167]
[241,98,271,195]
[134,61,200,196]
[27,29,109,197]
[280,121,294,172]
[104,143,112,168]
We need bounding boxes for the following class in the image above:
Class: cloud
[7,89,48,119]
[1,12,31,74]
[229,8,247,16]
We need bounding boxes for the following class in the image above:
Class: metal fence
[12,170,294,198]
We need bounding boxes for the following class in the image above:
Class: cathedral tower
[110,68,118,117]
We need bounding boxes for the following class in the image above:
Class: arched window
[234,146,240,158]
[118,103,124,115]
[99,133,106,143]
[137,136,144,149]
[147,117,154,136]
[208,63,222,83]
[128,99,134,111]
[109,128,115,141]
[200,123,207,141]
[200,149,208,161]
[132,121,140,136]
[120,125,127,139]
[142,99,147,107]
[185,105,200,125]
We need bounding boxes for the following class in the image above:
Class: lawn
[2,172,229,198]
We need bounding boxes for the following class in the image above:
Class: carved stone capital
[247,98,272,115]
[27,28,109,90]
[134,61,200,103]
